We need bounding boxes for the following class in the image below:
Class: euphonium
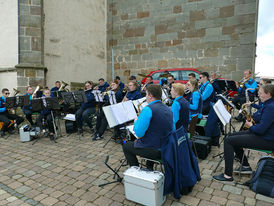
[59,81,69,91]
[32,85,43,98]
[12,88,20,96]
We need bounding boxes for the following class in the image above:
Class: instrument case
[65,120,77,133]
[193,139,211,160]
[123,166,166,206]
[19,125,31,142]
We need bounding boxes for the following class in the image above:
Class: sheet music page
[92,90,103,102]
[122,101,137,121]
[213,100,231,126]
[126,125,139,139]
[63,114,76,121]
[110,103,128,124]
[108,91,117,105]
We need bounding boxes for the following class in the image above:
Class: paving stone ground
[0,119,273,206]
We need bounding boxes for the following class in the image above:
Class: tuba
[59,81,69,91]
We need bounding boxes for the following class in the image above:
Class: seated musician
[199,72,215,115]
[140,76,153,96]
[75,81,96,135]
[122,84,173,170]
[22,86,34,125]
[129,75,141,91]
[213,84,274,182]
[50,81,61,93]
[170,83,189,131]
[115,76,125,91]
[184,73,196,101]
[97,78,109,92]
[36,88,55,141]
[186,79,202,121]
[0,88,24,136]
[210,71,221,95]
[233,69,257,121]
[123,81,142,101]
[93,81,123,141]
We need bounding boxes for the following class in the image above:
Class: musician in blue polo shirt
[170,83,189,131]
[199,72,214,115]
[186,79,202,121]
[123,84,173,170]
[213,84,274,182]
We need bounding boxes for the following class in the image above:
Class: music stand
[73,91,87,103]
[62,92,75,105]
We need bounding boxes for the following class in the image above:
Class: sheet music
[108,91,117,105]
[63,114,76,121]
[92,90,103,102]
[122,101,137,121]
[213,100,231,126]
[126,125,139,139]
[110,103,128,124]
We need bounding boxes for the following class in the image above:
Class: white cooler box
[19,125,31,142]
[123,166,165,206]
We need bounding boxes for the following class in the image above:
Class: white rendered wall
[0,72,17,93]
[0,0,18,68]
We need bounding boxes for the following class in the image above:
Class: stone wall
[43,0,106,88]
[16,0,46,92]
[107,0,258,82]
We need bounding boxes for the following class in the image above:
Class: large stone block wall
[107,0,258,82]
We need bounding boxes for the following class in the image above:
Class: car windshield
[152,70,179,80]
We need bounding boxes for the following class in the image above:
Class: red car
[141,68,201,85]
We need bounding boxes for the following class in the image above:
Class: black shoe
[0,131,5,137]
[8,130,15,135]
[213,173,234,182]
[234,166,252,174]
[92,133,103,141]
[49,135,54,141]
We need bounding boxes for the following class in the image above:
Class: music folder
[213,99,231,126]
[103,101,137,128]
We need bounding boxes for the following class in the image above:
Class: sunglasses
[5,93,10,95]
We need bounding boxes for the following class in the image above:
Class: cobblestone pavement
[0,120,273,206]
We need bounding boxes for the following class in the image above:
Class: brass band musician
[0,88,24,136]
[22,86,34,125]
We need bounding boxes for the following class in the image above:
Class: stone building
[0,0,258,92]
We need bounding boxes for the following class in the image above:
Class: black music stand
[31,97,59,144]
[98,155,126,187]
[5,96,30,134]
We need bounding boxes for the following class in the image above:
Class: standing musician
[36,88,55,141]
[233,69,257,121]
[96,78,109,92]
[22,86,34,125]
[93,80,123,141]
[199,72,214,115]
[75,81,96,135]
[0,88,24,136]
[159,70,170,86]
[170,83,189,131]
[213,84,274,182]
[115,76,125,91]
[122,81,142,101]
[186,79,202,121]
[122,84,173,170]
